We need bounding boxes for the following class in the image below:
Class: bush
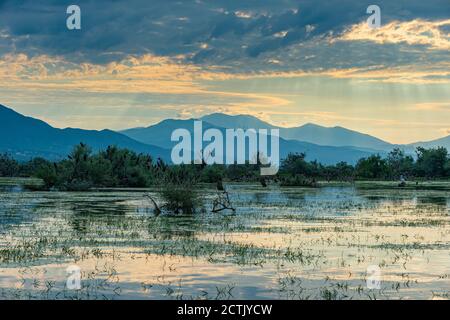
[0,154,20,177]
[200,164,225,183]
[415,147,448,178]
[279,174,318,187]
[355,155,389,180]
[34,162,58,189]
[159,166,202,214]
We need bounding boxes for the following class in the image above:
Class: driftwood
[212,191,236,213]
[145,188,235,216]
[144,194,161,216]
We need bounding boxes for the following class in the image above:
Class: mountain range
[0,104,170,161]
[1,104,449,164]
[121,113,450,163]
[121,118,378,164]
[199,113,396,152]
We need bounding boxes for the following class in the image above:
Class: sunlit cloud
[0,51,448,143]
[412,102,450,111]
[338,19,450,51]
[320,65,450,84]
[2,50,449,105]
[0,53,292,118]
[234,11,253,19]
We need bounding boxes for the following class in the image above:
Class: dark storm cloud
[0,0,448,66]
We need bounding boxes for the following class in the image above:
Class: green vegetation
[1,145,450,299]
[1,145,449,191]
[1,144,158,190]
[278,147,450,185]
[157,166,202,215]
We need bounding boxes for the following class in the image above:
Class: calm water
[0,184,449,300]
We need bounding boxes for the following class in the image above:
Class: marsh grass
[0,181,449,299]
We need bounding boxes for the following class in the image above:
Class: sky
[0,0,449,144]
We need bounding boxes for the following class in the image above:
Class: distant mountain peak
[201,113,262,123]
[201,112,276,129]
[203,112,259,119]
[298,123,326,129]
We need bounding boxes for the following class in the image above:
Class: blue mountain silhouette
[0,104,170,161]
[122,117,381,165]
[3,105,449,164]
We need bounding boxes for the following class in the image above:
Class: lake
[0,183,449,300]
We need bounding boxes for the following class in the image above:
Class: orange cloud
[1,50,449,106]
[337,19,450,51]
[0,53,293,115]
[413,102,450,111]
[320,64,450,84]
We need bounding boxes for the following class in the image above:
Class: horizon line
[1,103,449,146]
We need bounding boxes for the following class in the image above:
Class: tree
[101,146,155,187]
[226,163,258,181]
[280,153,311,176]
[34,162,58,189]
[20,157,53,177]
[324,162,355,181]
[415,147,448,178]
[88,156,115,186]
[355,154,388,179]
[201,164,225,183]
[386,148,414,179]
[0,154,19,177]
[445,158,450,177]
[68,143,92,183]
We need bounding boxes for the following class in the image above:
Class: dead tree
[144,194,161,216]
[212,191,236,214]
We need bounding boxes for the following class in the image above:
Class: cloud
[0,0,448,143]
[0,0,449,72]
[2,50,449,106]
[0,52,294,120]
[320,64,450,84]
[0,53,208,93]
[412,102,450,110]
[338,19,450,51]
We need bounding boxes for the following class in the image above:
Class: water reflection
[417,196,448,207]
[0,185,449,299]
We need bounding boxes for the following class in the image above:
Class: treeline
[1,144,449,190]
[278,147,450,185]
[1,144,163,190]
